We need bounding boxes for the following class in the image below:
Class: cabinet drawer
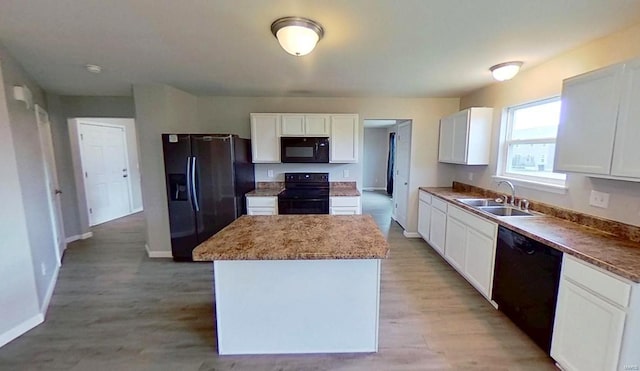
[432,196,448,212]
[419,191,432,204]
[330,196,360,207]
[563,255,631,307]
[448,205,496,237]
[246,197,277,208]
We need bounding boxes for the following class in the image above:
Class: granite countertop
[245,188,283,197]
[193,214,389,261]
[245,182,361,197]
[420,187,640,283]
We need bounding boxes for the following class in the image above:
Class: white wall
[0,46,50,346]
[456,22,640,226]
[134,88,459,255]
[363,127,390,189]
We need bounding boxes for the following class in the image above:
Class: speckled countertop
[245,188,283,197]
[192,214,389,261]
[420,187,640,283]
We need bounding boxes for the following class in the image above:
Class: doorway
[394,121,412,230]
[35,104,66,264]
[70,118,143,227]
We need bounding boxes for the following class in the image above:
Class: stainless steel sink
[477,206,534,217]
[457,198,504,207]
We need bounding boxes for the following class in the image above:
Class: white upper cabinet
[438,107,493,165]
[555,58,640,180]
[555,64,624,175]
[250,114,281,163]
[611,59,640,178]
[281,114,330,136]
[330,114,359,163]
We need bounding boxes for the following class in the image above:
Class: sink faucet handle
[519,199,530,211]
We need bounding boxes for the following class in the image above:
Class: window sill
[492,175,568,195]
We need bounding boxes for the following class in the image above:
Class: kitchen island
[192,215,389,355]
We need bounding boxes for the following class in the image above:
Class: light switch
[343,169,350,178]
[267,170,274,178]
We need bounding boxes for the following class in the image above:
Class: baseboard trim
[65,231,93,243]
[403,231,421,238]
[362,187,387,191]
[40,264,60,316]
[0,313,44,348]
[145,244,173,258]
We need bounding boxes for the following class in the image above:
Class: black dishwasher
[492,226,563,354]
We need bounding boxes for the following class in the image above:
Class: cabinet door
[551,279,626,371]
[330,115,359,163]
[305,115,330,136]
[281,114,305,136]
[330,207,359,215]
[464,228,495,298]
[451,110,470,163]
[612,59,640,178]
[438,116,454,162]
[250,114,281,163]
[555,64,624,175]
[247,207,277,215]
[418,200,431,241]
[429,207,446,256]
[444,216,466,273]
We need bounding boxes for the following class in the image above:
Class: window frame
[497,96,567,191]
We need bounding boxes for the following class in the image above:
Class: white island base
[213,259,381,355]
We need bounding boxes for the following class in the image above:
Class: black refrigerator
[162,134,255,261]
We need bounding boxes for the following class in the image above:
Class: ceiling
[1,0,640,98]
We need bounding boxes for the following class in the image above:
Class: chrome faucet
[497,180,516,206]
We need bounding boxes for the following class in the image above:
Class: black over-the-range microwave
[280,137,330,163]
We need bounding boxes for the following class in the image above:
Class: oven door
[280,137,329,163]
[278,197,329,214]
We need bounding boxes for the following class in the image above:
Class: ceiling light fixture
[271,17,324,57]
[489,61,523,81]
[85,64,103,74]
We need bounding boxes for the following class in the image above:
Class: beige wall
[135,87,459,255]
[456,23,640,225]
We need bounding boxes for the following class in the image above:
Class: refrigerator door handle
[186,156,193,209]
[192,156,200,212]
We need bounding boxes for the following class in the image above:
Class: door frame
[35,104,66,264]
[393,120,412,230]
[76,120,134,226]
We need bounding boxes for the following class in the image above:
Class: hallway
[0,209,554,370]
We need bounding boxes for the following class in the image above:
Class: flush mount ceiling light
[489,61,523,81]
[271,16,324,57]
[85,64,102,74]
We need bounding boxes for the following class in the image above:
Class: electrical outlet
[589,190,610,209]
[468,172,474,181]
[343,169,349,178]
[267,169,274,178]
[40,262,46,276]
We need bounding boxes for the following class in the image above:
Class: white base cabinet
[551,255,639,371]
[417,191,431,241]
[246,197,278,215]
[330,196,361,215]
[444,205,497,299]
[428,196,447,256]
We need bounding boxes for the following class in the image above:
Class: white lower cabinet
[551,255,638,371]
[417,191,431,240]
[427,196,447,256]
[444,205,497,300]
[246,197,278,215]
[330,196,361,215]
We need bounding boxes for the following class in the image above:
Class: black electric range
[278,172,329,214]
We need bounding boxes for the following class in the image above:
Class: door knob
[123,174,128,178]
[404,182,408,185]
[54,189,62,195]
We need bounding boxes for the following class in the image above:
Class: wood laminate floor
[0,191,557,370]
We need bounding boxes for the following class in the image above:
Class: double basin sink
[456,198,537,217]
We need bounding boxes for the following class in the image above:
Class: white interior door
[35,104,66,264]
[79,122,132,226]
[394,122,411,229]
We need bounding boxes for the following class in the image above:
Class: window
[499,97,566,187]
